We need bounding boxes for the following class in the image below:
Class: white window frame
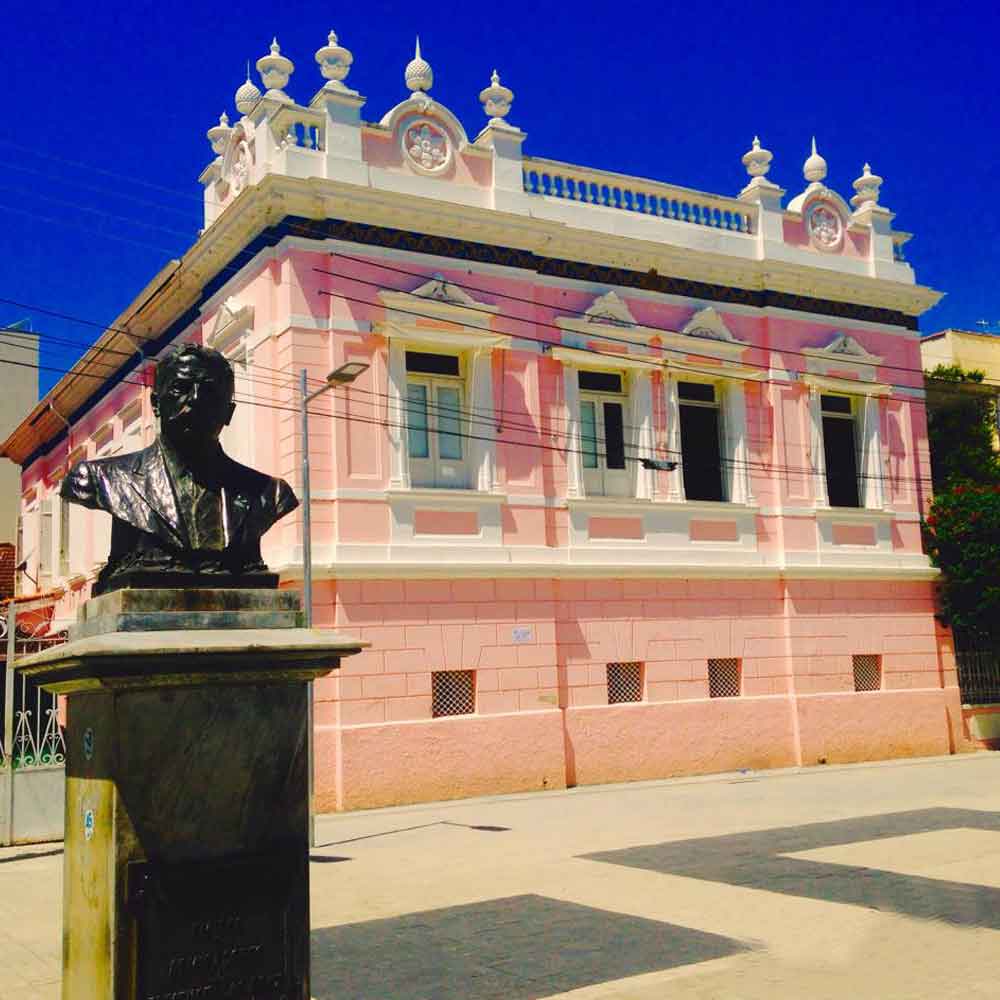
[380,279,509,494]
[120,399,144,455]
[405,355,470,489]
[58,491,71,579]
[552,348,655,502]
[579,371,631,498]
[804,374,888,510]
[663,364,760,507]
[38,497,53,588]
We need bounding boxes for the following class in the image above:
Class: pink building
[1,34,968,811]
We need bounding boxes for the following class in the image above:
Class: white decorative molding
[206,297,254,356]
[563,364,584,499]
[681,305,742,344]
[632,371,655,501]
[807,385,830,508]
[802,331,883,381]
[555,290,661,349]
[723,382,755,505]
[861,394,886,510]
[806,201,844,252]
[402,119,453,175]
[800,373,891,398]
[662,375,685,503]
[380,279,507,496]
[386,339,410,490]
[550,346,656,372]
[470,347,497,492]
[654,306,750,362]
[379,274,502,340]
[585,290,636,326]
[410,274,483,307]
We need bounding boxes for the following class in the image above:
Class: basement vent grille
[607,662,643,704]
[432,670,476,717]
[853,654,882,692]
[708,658,741,698]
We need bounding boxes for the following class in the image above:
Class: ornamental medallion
[403,120,451,174]
[807,202,843,251]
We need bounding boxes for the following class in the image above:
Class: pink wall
[14,240,957,813]
[300,574,967,809]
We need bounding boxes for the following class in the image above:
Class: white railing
[522,157,756,234]
[271,108,326,152]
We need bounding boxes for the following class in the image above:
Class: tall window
[405,351,468,489]
[58,496,70,578]
[821,394,860,508]
[38,499,53,586]
[579,370,629,497]
[678,381,724,502]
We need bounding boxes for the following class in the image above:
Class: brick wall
[0,543,14,600]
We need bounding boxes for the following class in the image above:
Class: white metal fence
[0,601,68,845]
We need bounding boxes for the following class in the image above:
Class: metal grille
[708,658,741,698]
[432,670,476,717]
[2,609,69,769]
[853,654,881,692]
[607,662,643,704]
[955,649,1000,705]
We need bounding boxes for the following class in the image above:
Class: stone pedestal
[13,589,366,1000]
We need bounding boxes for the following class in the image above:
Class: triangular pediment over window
[556,290,660,349]
[583,291,636,327]
[207,298,254,356]
[379,274,507,346]
[681,306,743,344]
[803,332,883,378]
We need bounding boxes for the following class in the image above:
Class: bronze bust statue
[62,344,298,595]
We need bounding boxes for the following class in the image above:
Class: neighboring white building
[0,322,39,570]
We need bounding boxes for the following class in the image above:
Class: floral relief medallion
[807,201,843,251]
[403,120,452,175]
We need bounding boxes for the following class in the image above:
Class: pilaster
[563,365,584,499]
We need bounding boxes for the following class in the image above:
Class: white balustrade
[270,109,326,152]
[522,157,756,234]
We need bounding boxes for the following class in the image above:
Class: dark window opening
[679,404,723,502]
[406,351,460,376]
[822,415,860,507]
[820,394,852,414]
[579,370,623,393]
[604,402,626,469]
[678,381,716,403]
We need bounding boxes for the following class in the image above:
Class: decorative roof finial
[479,69,514,126]
[803,136,827,183]
[741,135,773,179]
[206,111,233,155]
[851,162,884,210]
[405,36,433,93]
[315,28,354,91]
[256,36,294,104]
[234,67,262,116]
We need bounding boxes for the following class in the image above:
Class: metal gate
[0,600,68,845]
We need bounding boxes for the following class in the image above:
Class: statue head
[152,344,236,448]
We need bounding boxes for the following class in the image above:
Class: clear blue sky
[5,0,998,396]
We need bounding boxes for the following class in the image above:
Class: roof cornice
[2,173,943,466]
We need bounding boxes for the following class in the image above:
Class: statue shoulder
[221,456,299,517]
[61,446,153,507]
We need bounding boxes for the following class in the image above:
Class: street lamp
[299,360,369,847]
[300,361,370,627]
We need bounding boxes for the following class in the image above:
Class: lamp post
[299,360,369,846]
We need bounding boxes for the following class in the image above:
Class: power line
[0,351,938,492]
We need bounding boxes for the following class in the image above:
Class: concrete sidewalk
[3,753,1000,998]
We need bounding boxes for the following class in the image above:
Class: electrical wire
[0,351,940,492]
